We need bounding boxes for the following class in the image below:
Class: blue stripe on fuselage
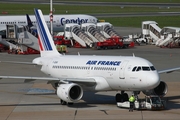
[35,9,52,51]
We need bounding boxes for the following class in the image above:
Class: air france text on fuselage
[86,60,121,66]
[61,17,88,25]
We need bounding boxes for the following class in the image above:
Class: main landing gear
[60,99,67,105]
[60,99,74,105]
[115,91,129,102]
[115,91,140,102]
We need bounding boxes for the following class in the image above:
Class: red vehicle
[0,44,8,52]
[93,36,124,50]
[53,36,71,47]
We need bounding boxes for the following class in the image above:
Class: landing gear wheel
[116,93,123,102]
[116,93,129,102]
[67,102,74,105]
[60,99,67,105]
[122,93,129,101]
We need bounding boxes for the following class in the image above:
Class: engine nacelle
[57,83,83,103]
[142,81,168,97]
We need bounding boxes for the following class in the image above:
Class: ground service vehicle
[92,36,132,50]
[53,36,71,47]
[56,45,68,53]
[117,95,166,110]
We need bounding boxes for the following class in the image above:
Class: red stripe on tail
[38,35,43,51]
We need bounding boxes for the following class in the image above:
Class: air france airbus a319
[0,9,180,105]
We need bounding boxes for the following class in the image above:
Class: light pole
[50,0,53,36]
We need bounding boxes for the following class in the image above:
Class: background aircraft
[0,14,98,35]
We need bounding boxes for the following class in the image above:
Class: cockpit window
[132,67,137,71]
[142,66,150,71]
[136,67,141,71]
[150,66,156,71]
[132,66,156,72]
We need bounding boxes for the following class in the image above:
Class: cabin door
[119,60,128,79]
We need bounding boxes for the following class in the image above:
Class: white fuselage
[36,55,160,91]
[0,14,97,32]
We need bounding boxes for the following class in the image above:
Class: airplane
[0,8,180,105]
[0,13,98,35]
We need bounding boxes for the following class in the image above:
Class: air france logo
[86,60,121,66]
[61,17,88,25]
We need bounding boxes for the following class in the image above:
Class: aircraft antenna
[78,52,80,56]
[133,53,135,57]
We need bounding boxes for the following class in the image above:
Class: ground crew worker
[129,95,135,112]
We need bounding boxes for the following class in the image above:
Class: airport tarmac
[0,45,180,120]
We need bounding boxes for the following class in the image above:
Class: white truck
[117,95,166,110]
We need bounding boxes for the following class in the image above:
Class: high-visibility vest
[129,96,135,102]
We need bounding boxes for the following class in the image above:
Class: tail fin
[34,8,60,57]
[26,14,33,27]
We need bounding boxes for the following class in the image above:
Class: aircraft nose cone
[147,73,160,89]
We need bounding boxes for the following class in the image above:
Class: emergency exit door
[119,60,128,79]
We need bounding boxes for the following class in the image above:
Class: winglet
[34,8,60,57]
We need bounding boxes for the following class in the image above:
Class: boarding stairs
[71,26,93,47]
[149,24,161,43]
[158,34,173,47]
[103,25,120,38]
[87,26,106,42]
[17,26,39,51]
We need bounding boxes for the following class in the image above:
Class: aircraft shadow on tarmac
[164,96,180,110]
[1,88,180,109]
[25,91,116,108]
[82,91,116,104]
[0,91,115,108]
[0,96,179,109]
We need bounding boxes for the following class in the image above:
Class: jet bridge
[64,23,93,47]
[81,23,106,42]
[97,22,120,38]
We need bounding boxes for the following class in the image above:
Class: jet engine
[142,81,168,97]
[57,83,83,103]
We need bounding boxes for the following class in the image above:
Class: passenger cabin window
[132,66,156,72]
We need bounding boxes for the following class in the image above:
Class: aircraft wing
[158,67,180,74]
[0,61,37,65]
[0,76,96,86]
[0,76,59,81]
